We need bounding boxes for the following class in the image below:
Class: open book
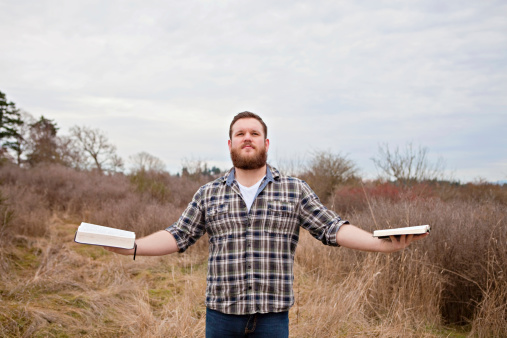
[74,222,136,249]
[373,224,431,239]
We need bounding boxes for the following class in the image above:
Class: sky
[1,0,506,182]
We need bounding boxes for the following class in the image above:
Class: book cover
[74,222,136,249]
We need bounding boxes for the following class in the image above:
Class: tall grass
[349,198,506,327]
[0,163,505,336]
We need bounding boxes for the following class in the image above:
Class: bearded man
[107,111,428,337]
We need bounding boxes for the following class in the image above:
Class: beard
[230,144,267,170]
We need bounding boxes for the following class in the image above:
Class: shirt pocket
[205,203,230,236]
[264,200,296,234]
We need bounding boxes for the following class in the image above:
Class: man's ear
[265,138,270,152]
[228,139,232,152]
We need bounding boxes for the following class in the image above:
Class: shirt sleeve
[297,181,349,246]
[165,187,206,253]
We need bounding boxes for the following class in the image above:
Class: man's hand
[379,233,429,253]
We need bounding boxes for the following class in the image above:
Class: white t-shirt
[237,176,265,212]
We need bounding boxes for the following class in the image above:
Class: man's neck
[234,165,267,187]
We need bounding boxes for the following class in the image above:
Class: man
[107,112,428,337]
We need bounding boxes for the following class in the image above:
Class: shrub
[330,181,435,215]
[130,170,172,204]
[436,181,507,205]
[300,150,358,204]
[0,164,51,239]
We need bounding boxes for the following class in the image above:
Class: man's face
[228,118,269,170]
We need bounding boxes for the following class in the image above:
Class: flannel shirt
[166,165,348,315]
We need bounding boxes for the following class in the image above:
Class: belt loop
[245,313,257,334]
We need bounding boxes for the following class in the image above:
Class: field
[1,163,506,337]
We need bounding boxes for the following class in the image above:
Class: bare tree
[273,153,307,177]
[109,154,125,173]
[180,158,223,179]
[57,135,87,169]
[70,126,123,173]
[181,158,207,179]
[302,150,358,204]
[371,142,445,184]
[129,151,166,173]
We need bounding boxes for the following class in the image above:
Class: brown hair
[229,111,268,140]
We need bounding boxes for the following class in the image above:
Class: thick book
[74,222,136,249]
[373,224,431,239]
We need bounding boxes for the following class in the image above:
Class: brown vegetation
[1,163,506,337]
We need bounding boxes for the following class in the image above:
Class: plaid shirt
[166,165,348,315]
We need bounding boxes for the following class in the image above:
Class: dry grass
[0,215,209,337]
[1,163,506,337]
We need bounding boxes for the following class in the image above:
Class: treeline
[1,91,124,173]
[0,90,466,179]
[0,91,214,176]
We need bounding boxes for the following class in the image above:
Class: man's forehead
[232,118,263,132]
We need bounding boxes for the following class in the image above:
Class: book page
[78,222,135,238]
[373,224,430,238]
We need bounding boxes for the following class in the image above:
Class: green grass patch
[33,325,72,338]
[148,288,174,309]
[7,249,41,271]
[71,243,109,260]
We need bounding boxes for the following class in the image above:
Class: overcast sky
[1,0,506,181]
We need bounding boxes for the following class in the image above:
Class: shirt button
[249,286,252,290]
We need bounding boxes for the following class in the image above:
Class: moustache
[241,143,256,149]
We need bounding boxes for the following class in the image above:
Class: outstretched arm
[336,223,428,253]
[104,230,179,256]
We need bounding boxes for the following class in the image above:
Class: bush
[0,164,51,239]
[436,180,507,205]
[300,151,358,204]
[130,170,172,204]
[331,181,436,215]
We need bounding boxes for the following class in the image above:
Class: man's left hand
[380,232,429,253]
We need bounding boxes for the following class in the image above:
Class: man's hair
[229,111,268,140]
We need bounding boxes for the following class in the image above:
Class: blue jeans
[205,308,289,338]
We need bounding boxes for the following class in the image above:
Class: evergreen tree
[0,91,24,158]
[26,116,60,166]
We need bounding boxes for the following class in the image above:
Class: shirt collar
[225,165,278,187]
